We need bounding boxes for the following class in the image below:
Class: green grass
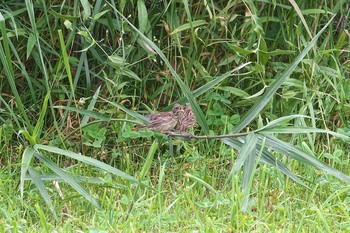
[1,0,350,231]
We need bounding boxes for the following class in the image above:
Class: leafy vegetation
[1,0,350,231]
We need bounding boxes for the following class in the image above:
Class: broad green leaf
[49,9,79,20]
[26,33,35,60]
[301,9,329,15]
[259,49,295,56]
[137,0,148,34]
[92,9,109,20]
[335,31,347,57]
[80,0,91,20]
[170,20,207,35]
[32,92,50,142]
[289,0,312,39]
[20,147,35,197]
[120,68,142,81]
[108,54,129,66]
[58,29,74,97]
[258,37,268,65]
[256,115,309,131]
[139,140,158,180]
[226,43,254,56]
[216,86,250,98]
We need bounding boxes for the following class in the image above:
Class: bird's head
[172,103,184,116]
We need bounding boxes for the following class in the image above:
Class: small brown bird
[176,103,197,131]
[136,104,184,132]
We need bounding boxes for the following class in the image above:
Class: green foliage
[1,0,350,231]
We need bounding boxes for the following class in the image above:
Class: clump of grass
[1,0,350,231]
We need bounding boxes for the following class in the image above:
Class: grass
[1,0,350,231]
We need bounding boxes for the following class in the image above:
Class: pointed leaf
[34,144,139,184]
[28,167,57,218]
[114,9,209,134]
[263,135,350,184]
[231,15,336,134]
[242,134,258,211]
[33,151,100,207]
[233,133,258,173]
[20,147,35,197]
[81,85,101,126]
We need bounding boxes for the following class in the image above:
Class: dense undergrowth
[1,0,350,231]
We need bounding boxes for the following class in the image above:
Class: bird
[135,104,184,132]
[176,103,197,132]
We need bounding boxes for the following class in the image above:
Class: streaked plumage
[176,103,197,131]
[136,104,184,132]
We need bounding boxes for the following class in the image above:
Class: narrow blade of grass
[112,6,209,134]
[34,144,139,184]
[262,135,350,184]
[81,85,101,126]
[139,140,158,180]
[260,127,350,141]
[33,151,100,208]
[233,133,258,173]
[241,133,259,212]
[28,167,57,219]
[223,137,308,188]
[20,147,35,197]
[184,173,219,195]
[53,106,110,122]
[32,92,50,142]
[231,14,336,134]
[0,12,33,132]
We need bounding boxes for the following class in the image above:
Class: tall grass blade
[33,151,100,208]
[81,86,101,126]
[0,12,33,132]
[32,92,50,142]
[223,137,308,187]
[233,133,258,173]
[54,106,110,122]
[112,6,210,134]
[28,167,57,219]
[262,135,350,184]
[20,147,35,197]
[58,29,75,98]
[260,127,350,141]
[139,140,158,180]
[289,0,312,39]
[101,97,149,123]
[166,62,251,110]
[231,14,336,134]
[241,133,258,212]
[34,144,139,183]
[184,173,219,194]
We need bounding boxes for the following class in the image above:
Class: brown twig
[166,131,250,139]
